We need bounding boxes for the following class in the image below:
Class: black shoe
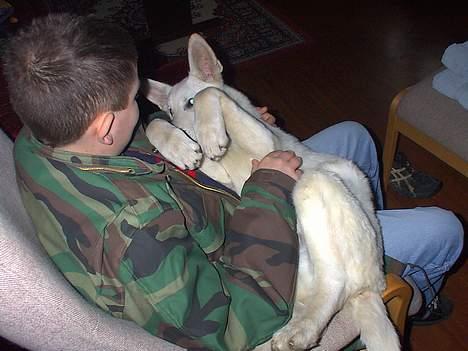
[411,294,454,326]
[389,152,442,198]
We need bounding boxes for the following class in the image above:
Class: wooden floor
[1,1,467,350]
[230,1,467,350]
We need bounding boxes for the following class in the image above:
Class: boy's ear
[188,33,223,83]
[142,78,172,111]
[94,111,115,145]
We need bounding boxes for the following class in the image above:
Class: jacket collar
[27,129,165,176]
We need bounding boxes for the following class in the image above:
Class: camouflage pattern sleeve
[216,169,299,348]
[149,168,299,350]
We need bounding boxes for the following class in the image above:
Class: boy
[4,14,302,350]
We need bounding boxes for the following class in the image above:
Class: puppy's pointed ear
[188,33,223,83]
[142,79,172,111]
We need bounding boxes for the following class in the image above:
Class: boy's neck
[55,131,117,156]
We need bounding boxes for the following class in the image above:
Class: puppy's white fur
[144,33,399,351]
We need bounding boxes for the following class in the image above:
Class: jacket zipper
[77,159,239,202]
[77,166,137,174]
[172,168,240,203]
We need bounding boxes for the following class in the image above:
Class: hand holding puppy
[252,150,303,181]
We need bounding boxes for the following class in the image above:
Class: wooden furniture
[356,273,412,350]
[383,71,468,191]
[382,273,412,337]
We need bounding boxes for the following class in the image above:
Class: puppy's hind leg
[272,272,345,351]
[272,170,349,351]
[320,160,380,236]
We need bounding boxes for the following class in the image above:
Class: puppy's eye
[185,97,194,110]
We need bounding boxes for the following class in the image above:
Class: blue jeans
[302,121,464,305]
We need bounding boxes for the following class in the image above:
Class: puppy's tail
[351,291,400,351]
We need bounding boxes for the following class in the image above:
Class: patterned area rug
[90,0,304,64]
[88,0,150,41]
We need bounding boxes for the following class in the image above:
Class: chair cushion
[0,129,182,351]
[397,70,468,162]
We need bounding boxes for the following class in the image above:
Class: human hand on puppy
[252,150,303,181]
[256,106,276,126]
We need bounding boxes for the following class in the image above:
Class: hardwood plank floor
[230,2,467,350]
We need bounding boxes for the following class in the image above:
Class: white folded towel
[441,41,468,78]
[457,82,468,109]
[432,69,468,110]
[432,69,467,99]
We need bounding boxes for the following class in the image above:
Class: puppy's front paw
[161,129,202,170]
[197,124,229,161]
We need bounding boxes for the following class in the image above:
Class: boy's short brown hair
[3,13,138,146]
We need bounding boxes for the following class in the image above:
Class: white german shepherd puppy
[144,34,399,351]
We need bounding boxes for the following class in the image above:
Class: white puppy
[144,34,399,351]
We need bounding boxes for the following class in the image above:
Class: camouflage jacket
[14,127,299,351]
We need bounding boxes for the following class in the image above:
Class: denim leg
[301,121,383,209]
[301,121,464,304]
[378,207,464,304]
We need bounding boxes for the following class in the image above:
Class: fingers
[252,150,303,181]
[251,158,260,173]
[274,151,303,180]
[269,150,302,164]
[256,106,277,126]
[262,114,276,125]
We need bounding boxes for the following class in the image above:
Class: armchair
[383,70,468,191]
